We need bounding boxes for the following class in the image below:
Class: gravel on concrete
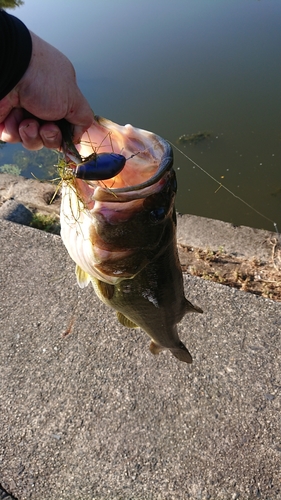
[0,219,280,500]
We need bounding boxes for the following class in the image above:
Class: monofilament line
[170,141,279,236]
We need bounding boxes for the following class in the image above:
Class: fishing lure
[74,152,126,180]
[58,118,127,182]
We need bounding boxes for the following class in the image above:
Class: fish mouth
[64,115,174,202]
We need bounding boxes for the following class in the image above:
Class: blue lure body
[74,152,126,181]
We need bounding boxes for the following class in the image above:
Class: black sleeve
[0,9,32,100]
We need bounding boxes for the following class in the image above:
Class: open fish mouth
[63,115,174,197]
[60,115,202,364]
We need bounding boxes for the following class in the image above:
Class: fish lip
[74,116,174,194]
[107,135,173,194]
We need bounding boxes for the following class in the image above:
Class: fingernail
[42,132,60,145]
[23,122,37,139]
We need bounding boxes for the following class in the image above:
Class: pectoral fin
[97,279,115,300]
[75,265,91,288]
[117,311,138,328]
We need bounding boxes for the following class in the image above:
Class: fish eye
[149,207,166,223]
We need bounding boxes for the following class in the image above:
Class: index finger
[64,96,94,143]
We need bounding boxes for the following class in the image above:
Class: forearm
[0,9,32,100]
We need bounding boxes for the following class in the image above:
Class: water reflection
[2,0,281,231]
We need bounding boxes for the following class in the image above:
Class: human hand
[0,31,94,150]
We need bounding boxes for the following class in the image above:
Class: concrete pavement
[0,218,280,500]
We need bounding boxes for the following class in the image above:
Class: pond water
[2,0,281,232]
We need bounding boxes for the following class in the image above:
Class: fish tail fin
[185,298,203,314]
[170,341,193,364]
[150,340,193,364]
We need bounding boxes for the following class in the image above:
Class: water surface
[3,0,281,231]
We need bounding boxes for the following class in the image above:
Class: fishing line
[170,141,279,236]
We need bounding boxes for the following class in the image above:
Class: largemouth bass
[60,116,202,363]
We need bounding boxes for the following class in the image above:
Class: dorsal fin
[117,311,138,328]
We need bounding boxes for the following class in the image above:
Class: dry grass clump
[178,238,281,302]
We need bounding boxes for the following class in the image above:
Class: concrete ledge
[177,213,279,261]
